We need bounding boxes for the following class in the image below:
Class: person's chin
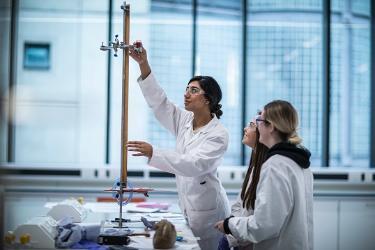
[242,139,253,148]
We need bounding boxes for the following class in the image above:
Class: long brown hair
[240,129,268,210]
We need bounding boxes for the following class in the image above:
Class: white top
[227,155,314,250]
[137,73,230,240]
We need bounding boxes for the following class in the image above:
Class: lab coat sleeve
[227,160,294,243]
[231,192,244,216]
[138,73,187,136]
[148,133,228,177]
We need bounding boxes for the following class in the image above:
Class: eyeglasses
[247,121,257,129]
[255,118,268,126]
[185,86,204,95]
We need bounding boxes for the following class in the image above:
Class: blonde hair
[263,100,302,145]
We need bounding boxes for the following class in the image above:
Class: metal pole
[370,0,375,168]
[121,2,129,187]
[191,0,197,76]
[0,186,4,250]
[322,0,331,167]
[7,0,19,162]
[241,0,247,165]
[118,1,130,228]
[105,0,113,164]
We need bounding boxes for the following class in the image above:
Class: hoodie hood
[265,142,311,169]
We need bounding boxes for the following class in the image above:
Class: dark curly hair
[188,76,223,119]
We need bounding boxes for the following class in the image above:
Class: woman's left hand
[127,141,153,159]
[215,220,225,233]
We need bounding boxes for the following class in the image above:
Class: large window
[330,0,371,167]
[8,0,109,163]
[246,0,323,166]
[110,0,193,167]
[1,0,373,168]
[196,0,242,164]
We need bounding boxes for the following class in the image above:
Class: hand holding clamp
[100,35,143,57]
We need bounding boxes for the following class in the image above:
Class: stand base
[98,220,133,245]
[98,234,131,245]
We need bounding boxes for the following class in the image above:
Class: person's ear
[269,122,275,133]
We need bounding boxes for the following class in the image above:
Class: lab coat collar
[184,114,219,134]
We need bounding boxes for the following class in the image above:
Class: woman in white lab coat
[217,117,268,250]
[127,43,230,250]
[215,100,313,250]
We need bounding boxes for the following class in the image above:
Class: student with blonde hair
[216,100,313,250]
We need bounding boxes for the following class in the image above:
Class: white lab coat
[227,154,313,250]
[137,73,230,247]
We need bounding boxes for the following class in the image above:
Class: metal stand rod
[121,2,130,186]
[118,184,124,228]
[118,1,130,229]
[99,1,143,230]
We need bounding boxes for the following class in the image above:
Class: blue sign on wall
[24,43,50,70]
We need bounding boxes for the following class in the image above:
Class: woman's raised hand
[129,41,148,65]
[129,41,151,79]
